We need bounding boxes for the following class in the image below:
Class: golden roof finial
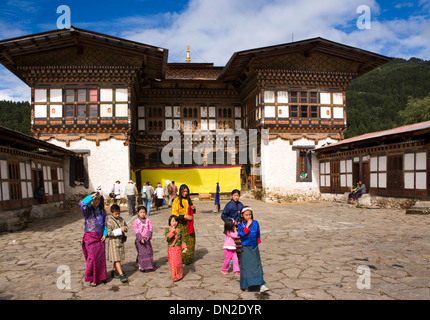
[186,45,191,63]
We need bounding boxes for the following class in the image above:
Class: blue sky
[0,0,429,101]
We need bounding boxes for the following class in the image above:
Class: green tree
[398,94,430,125]
[0,100,31,135]
[345,57,430,138]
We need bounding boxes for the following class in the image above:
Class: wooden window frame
[295,147,313,182]
[8,162,22,200]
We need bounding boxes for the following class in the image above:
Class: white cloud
[118,0,429,64]
[0,0,429,104]
[0,66,30,101]
[119,0,379,64]
[0,20,27,39]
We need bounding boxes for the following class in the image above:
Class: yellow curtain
[131,166,241,194]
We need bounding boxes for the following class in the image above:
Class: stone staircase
[405,201,430,215]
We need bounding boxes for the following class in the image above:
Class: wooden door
[362,162,370,192]
[353,163,359,186]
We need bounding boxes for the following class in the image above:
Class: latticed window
[290,105,298,118]
[299,151,306,174]
[51,167,59,195]
[296,148,312,182]
[8,162,21,200]
[330,161,340,187]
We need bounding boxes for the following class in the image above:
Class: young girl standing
[221,189,243,223]
[237,206,269,293]
[221,189,243,259]
[133,206,154,272]
[165,215,188,282]
[221,218,240,276]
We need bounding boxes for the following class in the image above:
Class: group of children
[221,189,269,293]
[79,188,268,293]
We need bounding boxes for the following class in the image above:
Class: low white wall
[260,136,338,200]
[49,138,130,199]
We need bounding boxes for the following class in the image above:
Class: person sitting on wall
[347,182,359,202]
[351,180,366,203]
[34,186,48,204]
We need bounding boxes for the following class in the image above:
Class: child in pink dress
[221,218,240,275]
[133,206,154,272]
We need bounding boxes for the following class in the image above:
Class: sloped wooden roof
[0,26,168,83]
[218,37,392,82]
[0,126,76,156]
[0,29,391,88]
[315,120,430,153]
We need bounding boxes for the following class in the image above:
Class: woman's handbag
[109,192,115,199]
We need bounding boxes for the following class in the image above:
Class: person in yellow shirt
[171,184,196,265]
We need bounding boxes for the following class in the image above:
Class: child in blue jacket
[238,206,269,293]
[221,189,243,259]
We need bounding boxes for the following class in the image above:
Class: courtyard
[0,196,429,300]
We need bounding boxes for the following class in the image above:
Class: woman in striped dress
[171,184,196,265]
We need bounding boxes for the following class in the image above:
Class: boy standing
[107,204,128,283]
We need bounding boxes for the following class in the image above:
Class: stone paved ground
[0,197,429,300]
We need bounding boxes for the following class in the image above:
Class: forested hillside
[0,57,429,138]
[0,100,31,135]
[345,57,430,138]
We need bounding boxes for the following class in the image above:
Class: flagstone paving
[0,197,429,300]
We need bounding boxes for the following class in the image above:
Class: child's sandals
[119,274,128,283]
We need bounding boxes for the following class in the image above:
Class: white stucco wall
[48,138,130,198]
[260,136,338,200]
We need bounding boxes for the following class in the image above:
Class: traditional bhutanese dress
[238,220,266,290]
[221,200,244,259]
[171,197,196,265]
[165,227,187,281]
[133,216,154,271]
[106,215,127,262]
[79,195,108,284]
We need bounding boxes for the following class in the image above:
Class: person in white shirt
[164,180,173,208]
[125,180,138,216]
[142,182,154,216]
[154,182,165,210]
[111,180,123,205]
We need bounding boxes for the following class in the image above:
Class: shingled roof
[315,120,430,152]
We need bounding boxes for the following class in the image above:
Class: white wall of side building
[48,138,130,198]
[260,136,338,200]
